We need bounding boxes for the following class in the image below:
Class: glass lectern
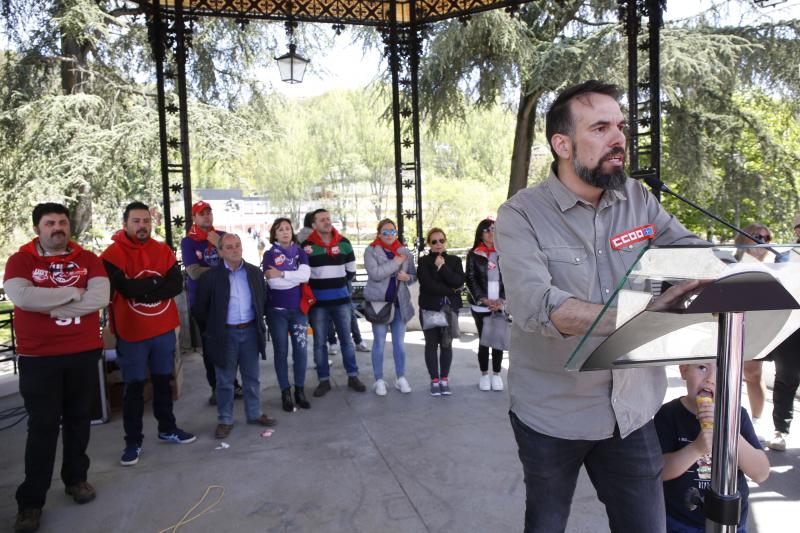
[567,244,800,533]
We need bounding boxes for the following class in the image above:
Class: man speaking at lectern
[495,80,705,533]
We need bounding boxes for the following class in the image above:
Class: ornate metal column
[385,1,425,251]
[619,0,664,200]
[146,0,193,249]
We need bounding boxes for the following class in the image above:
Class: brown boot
[14,508,41,533]
[214,423,233,439]
[247,414,277,427]
[65,481,96,504]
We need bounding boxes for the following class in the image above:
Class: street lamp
[275,43,309,84]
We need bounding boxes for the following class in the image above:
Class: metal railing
[0,307,17,375]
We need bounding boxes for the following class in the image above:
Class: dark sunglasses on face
[482,227,495,233]
[381,229,397,236]
[430,239,446,245]
[756,234,772,242]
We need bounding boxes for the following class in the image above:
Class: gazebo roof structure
[132,0,530,27]
[132,0,668,252]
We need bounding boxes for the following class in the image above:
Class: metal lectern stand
[566,245,800,533]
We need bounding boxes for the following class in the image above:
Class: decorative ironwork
[132,0,531,28]
[147,0,194,249]
[618,0,663,199]
[385,18,425,250]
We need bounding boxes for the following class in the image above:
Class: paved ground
[0,320,798,532]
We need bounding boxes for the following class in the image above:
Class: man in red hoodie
[4,203,109,533]
[101,201,195,468]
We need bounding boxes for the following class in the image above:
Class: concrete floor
[0,322,798,533]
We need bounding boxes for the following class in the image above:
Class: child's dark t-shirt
[654,397,760,528]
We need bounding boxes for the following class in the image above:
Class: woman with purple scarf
[262,217,312,412]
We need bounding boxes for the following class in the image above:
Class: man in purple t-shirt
[181,201,240,405]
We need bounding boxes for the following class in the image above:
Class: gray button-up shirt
[495,170,704,439]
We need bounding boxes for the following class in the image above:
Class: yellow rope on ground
[157,485,225,533]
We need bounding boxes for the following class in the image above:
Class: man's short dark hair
[311,208,328,224]
[32,203,70,226]
[123,201,150,223]
[545,80,623,160]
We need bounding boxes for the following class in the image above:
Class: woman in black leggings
[466,218,506,392]
[770,330,800,450]
[417,227,465,397]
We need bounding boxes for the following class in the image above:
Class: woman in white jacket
[363,219,417,395]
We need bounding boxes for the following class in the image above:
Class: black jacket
[417,252,465,311]
[465,249,505,306]
[192,260,268,367]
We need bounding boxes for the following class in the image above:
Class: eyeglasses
[381,229,397,236]
[482,227,495,233]
[430,239,446,245]
[756,234,772,242]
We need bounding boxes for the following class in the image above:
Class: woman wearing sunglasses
[734,222,773,442]
[262,217,312,412]
[466,218,506,392]
[363,219,417,396]
[417,228,465,396]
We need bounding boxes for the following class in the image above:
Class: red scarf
[474,243,496,258]
[187,223,216,253]
[306,227,344,256]
[369,237,403,257]
[187,223,216,241]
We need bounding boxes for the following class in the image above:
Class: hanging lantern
[275,43,309,84]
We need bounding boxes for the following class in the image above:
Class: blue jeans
[370,308,406,380]
[326,302,362,344]
[309,303,358,380]
[267,307,309,390]
[116,330,175,381]
[117,330,177,444]
[215,325,262,424]
[510,412,666,533]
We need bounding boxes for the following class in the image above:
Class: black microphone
[632,170,780,253]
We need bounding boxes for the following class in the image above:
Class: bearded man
[495,80,705,533]
[101,201,195,468]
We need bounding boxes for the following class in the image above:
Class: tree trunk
[60,33,88,94]
[507,90,541,198]
[70,182,92,241]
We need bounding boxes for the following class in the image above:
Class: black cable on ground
[0,405,27,431]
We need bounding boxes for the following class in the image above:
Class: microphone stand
[636,172,789,257]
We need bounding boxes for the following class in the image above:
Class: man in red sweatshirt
[4,203,109,533]
[101,201,195,468]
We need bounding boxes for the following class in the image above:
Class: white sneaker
[395,376,412,393]
[752,418,767,443]
[768,431,787,451]
[479,374,491,391]
[491,374,504,391]
[373,379,387,396]
[328,343,339,355]
[355,342,370,353]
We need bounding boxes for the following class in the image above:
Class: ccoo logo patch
[610,224,656,250]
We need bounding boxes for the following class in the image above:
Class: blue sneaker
[158,428,197,444]
[120,444,141,466]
